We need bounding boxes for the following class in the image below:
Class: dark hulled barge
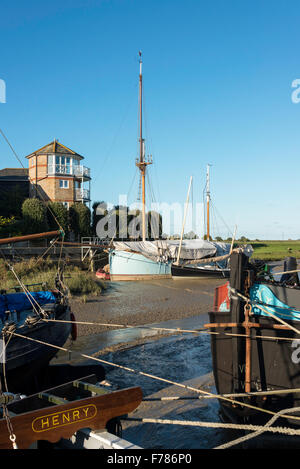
[205,252,300,427]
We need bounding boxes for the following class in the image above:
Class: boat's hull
[209,306,300,424]
[171,264,229,278]
[1,305,71,393]
[208,255,300,425]
[109,250,172,281]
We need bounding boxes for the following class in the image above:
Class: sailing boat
[109,52,172,281]
[171,165,238,278]
[0,121,79,394]
[0,230,74,394]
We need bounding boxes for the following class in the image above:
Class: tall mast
[136,51,152,241]
[206,164,211,240]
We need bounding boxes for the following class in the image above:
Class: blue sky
[1,0,300,239]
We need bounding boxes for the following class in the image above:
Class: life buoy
[70,312,77,341]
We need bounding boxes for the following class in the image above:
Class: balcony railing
[75,188,90,201]
[48,164,91,178]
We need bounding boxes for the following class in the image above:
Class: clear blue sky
[1,0,300,239]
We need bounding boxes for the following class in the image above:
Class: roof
[0,168,29,180]
[25,140,84,160]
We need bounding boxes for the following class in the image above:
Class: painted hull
[207,253,300,426]
[109,250,172,281]
[171,264,229,278]
[1,304,71,393]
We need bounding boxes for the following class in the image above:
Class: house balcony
[48,164,91,180]
[75,188,90,202]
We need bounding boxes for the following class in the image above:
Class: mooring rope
[40,317,300,343]
[5,328,300,424]
[121,415,300,438]
[213,406,300,449]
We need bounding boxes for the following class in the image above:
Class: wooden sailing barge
[0,230,73,394]
[109,52,172,280]
[205,251,300,426]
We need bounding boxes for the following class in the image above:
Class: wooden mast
[0,230,63,246]
[136,51,152,241]
[206,164,211,241]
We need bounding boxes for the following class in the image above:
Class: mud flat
[69,277,225,338]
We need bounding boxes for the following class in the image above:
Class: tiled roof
[25,140,84,159]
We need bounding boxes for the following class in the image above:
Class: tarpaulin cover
[112,239,219,261]
[112,239,253,263]
[250,283,300,322]
[0,291,56,319]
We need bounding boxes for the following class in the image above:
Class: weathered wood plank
[0,386,142,449]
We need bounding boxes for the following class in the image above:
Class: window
[52,155,72,174]
[59,179,69,189]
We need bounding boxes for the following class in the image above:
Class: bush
[47,201,69,234]
[69,202,91,238]
[22,198,49,234]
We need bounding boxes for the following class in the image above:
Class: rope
[40,317,300,343]
[231,287,300,335]
[0,337,17,449]
[214,406,300,449]
[5,329,300,423]
[121,415,300,438]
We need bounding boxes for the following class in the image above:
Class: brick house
[25,140,91,209]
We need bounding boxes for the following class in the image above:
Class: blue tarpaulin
[0,291,56,319]
[250,283,300,322]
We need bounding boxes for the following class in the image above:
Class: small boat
[96,268,110,280]
[171,167,252,278]
[0,231,75,394]
[205,251,300,426]
[0,373,142,449]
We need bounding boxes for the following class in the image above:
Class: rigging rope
[5,327,300,424]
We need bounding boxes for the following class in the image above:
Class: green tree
[92,200,107,235]
[147,211,162,239]
[0,184,28,218]
[47,201,69,234]
[22,198,49,234]
[69,202,91,239]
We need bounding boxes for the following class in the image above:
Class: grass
[235,240,300,261]
[0,256,106,300]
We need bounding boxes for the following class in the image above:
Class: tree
[47,201,69,235]
[22,198,49,234]
[69,202,91,239]
[147,211,162,239]
[0,184,28,218]
[92,200,107,235]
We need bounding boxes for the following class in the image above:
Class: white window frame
[59,179,69,189]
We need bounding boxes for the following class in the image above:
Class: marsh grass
[236,241,300,260]
[0,256,106,300]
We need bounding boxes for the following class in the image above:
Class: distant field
[236,241,300,260]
